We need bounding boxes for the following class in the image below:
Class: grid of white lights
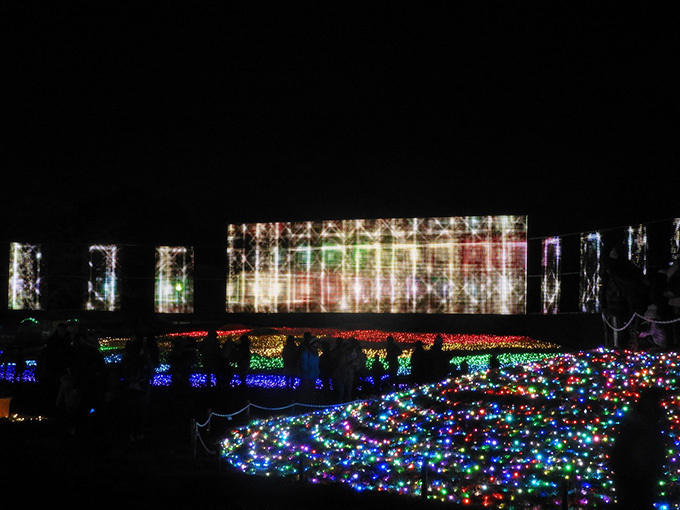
[226,216,528,314]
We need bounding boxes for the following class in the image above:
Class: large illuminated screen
[226,216,527,314]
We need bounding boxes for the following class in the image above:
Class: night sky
[3,3,678,247]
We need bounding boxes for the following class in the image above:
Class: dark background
[3,3,678,249]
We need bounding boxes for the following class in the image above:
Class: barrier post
[298,454,305,482]
[560,479,569,510]
[420,458,428,500]
[216,440,222,472]
[190,418,197,459]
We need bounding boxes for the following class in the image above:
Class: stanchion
[560,479,569,510]
[190,418,197,459]
[298,455,305,483]
[420,458,428,500]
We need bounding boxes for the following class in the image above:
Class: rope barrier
[193,398,363,457]
[601,312,680,332]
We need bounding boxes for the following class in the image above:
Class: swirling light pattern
[221,349,680,508]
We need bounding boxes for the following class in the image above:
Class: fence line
[192,399,362,457]
[601,312,680,332]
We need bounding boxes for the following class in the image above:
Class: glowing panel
[672,218,680,262]
[626,224,647,274]
[579,232,601,313]
[541,236,561,314]
[154,246,194,313]
[8,243,42,310]
[226,216,527,314]
[86,245,119,311]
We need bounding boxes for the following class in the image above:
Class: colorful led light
[220,349,680,508]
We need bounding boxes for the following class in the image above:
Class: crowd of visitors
[34,320,161,440]
[602,246,680,350]
[10,323,472,426]
[266,331,461,404]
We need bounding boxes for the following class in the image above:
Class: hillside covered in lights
[221,349,680,508]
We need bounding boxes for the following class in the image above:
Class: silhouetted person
[602,244,649,348]
[611,387,667,510]
[658,258,680,348]
[120,334,154,441]
[410,341,426,385]
[427,335,451,382]
[143,334,160,370]
[349,338,367,397]
[37,322,73,412]
[282,335,300,389]
[371,354,385,393]
[199,329,224,386]
[298,332,320,403]
[319,337,339,394]
[489,352,501,372]
[219,338,235,387]
[68,332,109,435]
[385,336,402,388]
[168,336,196,389]
[235,334,251,387]
[638,304,668,350]
[332,339,353,402]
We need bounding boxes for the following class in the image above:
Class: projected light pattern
[8,243,42,310]
[541,237,561,314]
[155,246,194,313]
[86,244,119,311]
[226,216,527,314]
[579,232,601,313]
[221,349,680,508]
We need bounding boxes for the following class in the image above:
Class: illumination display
[226,216,527,314]
[627,224,647,275]
[541,237,561,314]
[672,218,680,262]
[8,243,42,310]
[154,246,194,313]
[2,328,560,388]
[86,244,119,311]
[221,349,680,508]
[579,232,601,313]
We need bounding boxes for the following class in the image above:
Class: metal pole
[420,459,428,500]
[560,479,569,510]
[190,418,197,459]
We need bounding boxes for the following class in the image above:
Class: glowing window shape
[541,236,561,314]
[671,218,680,262]
[86,245,119,311]
[226,216,527,314]
[155,246,194,313]
[627,224,647,275]
[8,243,42,310]
[579,232,601,313]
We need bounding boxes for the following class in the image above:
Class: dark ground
[1,380,456,510]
